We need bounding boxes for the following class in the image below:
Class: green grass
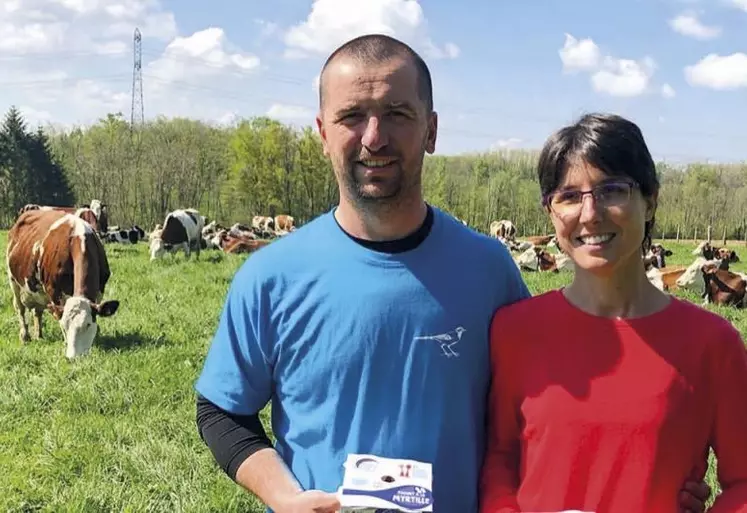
[0,235,741,511]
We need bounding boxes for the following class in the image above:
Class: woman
[480,113,747,513]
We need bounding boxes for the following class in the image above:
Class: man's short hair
[318,34,434,113]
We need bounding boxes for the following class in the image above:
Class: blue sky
[1,0,745,163]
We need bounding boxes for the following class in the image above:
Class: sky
[1,0,746,164]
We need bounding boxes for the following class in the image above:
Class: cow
[252,215,275,238]
[644,243,672,269]
[274,214,295,233]
[105,226,145,244]
[18,200,108,234]
[716,247,739,263]
[222,235,272,254]
[489,220,516,240]
[646,265,687,291]
[514,246,561,272]
[693,241,714,259]
[6,209,119,358]
[701,263,747,308]
[523,234,556,247]
[150,208,205,260]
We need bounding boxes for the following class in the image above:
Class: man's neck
[334,197,429,242]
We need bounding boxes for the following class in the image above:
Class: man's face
[316,55,437,209]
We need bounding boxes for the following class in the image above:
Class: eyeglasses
[543,181,638,218]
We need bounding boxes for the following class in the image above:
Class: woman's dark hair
[537,112,660,254]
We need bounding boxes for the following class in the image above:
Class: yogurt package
[337,454,433,512]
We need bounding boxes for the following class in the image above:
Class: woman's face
[546,159,656,277]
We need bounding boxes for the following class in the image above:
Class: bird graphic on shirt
[413,326,466,357]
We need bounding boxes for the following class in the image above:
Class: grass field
[0,232,743,512]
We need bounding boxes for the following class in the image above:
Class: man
[194,34,711,512]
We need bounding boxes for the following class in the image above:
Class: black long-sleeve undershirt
[196,205,435,481]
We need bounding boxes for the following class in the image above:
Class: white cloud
[592,56,656,97]
[147,28,260,85]
[17,105,53,127]
[0,0,176,55]
[267,104,315,121]
[559,34,657,97]
[661,83,676,98]
[684,53,747,89]
[490,138,523,150]
[312,74,320,92]
[668,12,721,40]
[732,0,747,11]
[255,19,279,38]
[0,2,264,130]
[559,33,601,71]
[283,0,459,61]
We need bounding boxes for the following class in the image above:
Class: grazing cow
[252,215,275,238]
[6,209,120,358]
[18,199,109,234]
[489,220,516,240]
[701,263,747,308]
[150,208,205,260]
[274,214,295,233]
[105,226,145,244]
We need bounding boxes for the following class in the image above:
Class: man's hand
[679,479,712,513]
[277,489,341,513]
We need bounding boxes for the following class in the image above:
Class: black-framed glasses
[543,181,638,218]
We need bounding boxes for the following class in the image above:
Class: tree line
[1,105,745,242]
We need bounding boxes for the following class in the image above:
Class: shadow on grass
[96,329,168,352]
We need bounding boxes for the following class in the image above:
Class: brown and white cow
[19,199,108,234]
[701,263,747,308]
[274,214,295,233]
[523,234,556,247]
[6,209,119,358]
[489,219,516,240]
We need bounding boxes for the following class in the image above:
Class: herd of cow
[488,218,747,308]
[4,202,746,360]
[4,200,295,359]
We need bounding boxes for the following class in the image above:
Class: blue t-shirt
[195,206,531,512]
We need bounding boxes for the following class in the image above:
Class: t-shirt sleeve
[708,322,747,513]
[497,242,532,304]
[194,262,275,416]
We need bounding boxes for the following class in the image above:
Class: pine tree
[0,106,32,220]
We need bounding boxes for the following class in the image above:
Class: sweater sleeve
[479,309,522,513]
[707,325,747,513]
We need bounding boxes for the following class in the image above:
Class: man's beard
[339,155,423,211]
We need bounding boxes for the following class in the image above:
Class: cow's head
[48,296,120,358]
[149,236,167,260]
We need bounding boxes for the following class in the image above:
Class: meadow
[1,232,744,512]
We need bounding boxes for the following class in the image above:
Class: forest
[1,105,745,242]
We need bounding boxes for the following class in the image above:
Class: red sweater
[480,290,747,513]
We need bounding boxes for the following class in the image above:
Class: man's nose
[361,116,388,152]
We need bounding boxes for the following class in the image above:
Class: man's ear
[425,111,438,154]
[316,114,330,157]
